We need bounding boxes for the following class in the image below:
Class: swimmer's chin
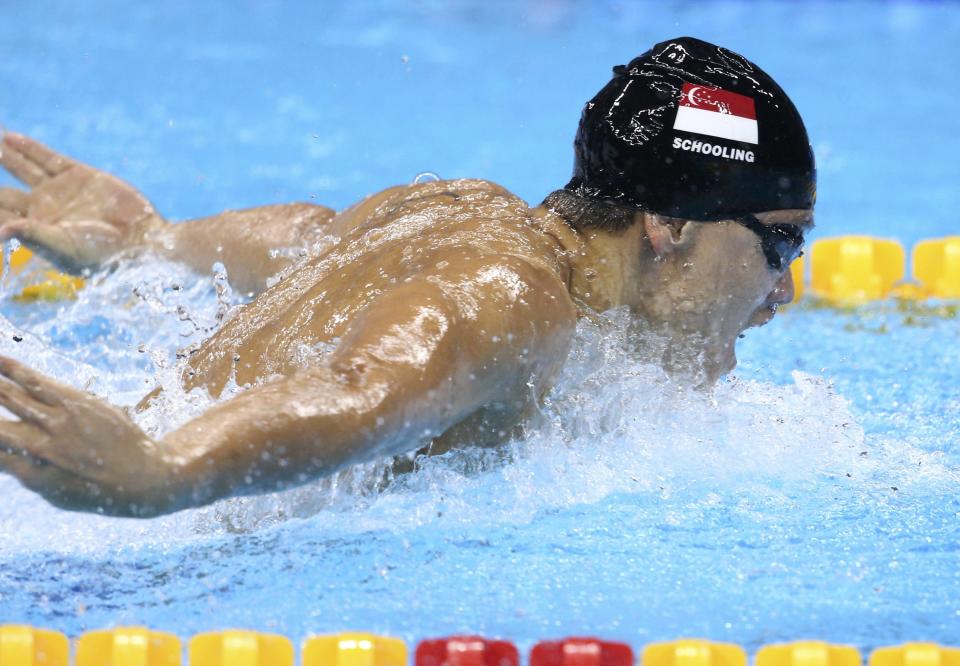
[718,348,737,379]
[696,348,737,389]
[747,304,779,330]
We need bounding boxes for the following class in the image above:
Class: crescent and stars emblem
[685,86,732,114]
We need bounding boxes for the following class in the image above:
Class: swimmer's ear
[641,212,692,259]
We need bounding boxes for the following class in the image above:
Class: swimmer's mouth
[746,303,778,332]
[762,302,779,323]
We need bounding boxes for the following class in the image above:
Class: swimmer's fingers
[0,377,51,423]
[0,217,119,273]
[0,356,76,407]
[0,218,78,262]
[0,141,45,187]
[0,218,21,242]
[0,420,57,476]
[0,187,29,216]
[0,420,39,449]
[0,445,50,489]
[0,132,75,186]
[0,445,93,511]
[6,133,76,175]
[0,362,89,468]
[0,188,26,225]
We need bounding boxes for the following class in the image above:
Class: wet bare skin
[176,181,573,398]
[0,134,577,515]
[0,133,810,516]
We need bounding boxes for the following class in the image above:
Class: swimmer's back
[329,178,563,271]
[182,178,573,395]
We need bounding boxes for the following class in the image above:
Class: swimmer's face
[636,209,813,382]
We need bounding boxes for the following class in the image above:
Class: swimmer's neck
[530,196,649,316]
[530,195,730,387]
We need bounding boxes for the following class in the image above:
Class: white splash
[0,260,948,554]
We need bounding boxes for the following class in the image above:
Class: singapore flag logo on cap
[673,82,758,144]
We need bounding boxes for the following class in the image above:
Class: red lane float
[416,636,518,666]
[530,638,633,666]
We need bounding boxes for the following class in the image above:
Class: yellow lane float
[810,236,905,304]
[913,236,960,299]
[188,630,294,666]
[870,643,960,666]
[14,271,86,303]
[0,246,86,302]
[643,639,747,666]
[1,244,33,272]
[303,632,407,666]
[0,624,69,666]
[76,627,180,666]
[756,641,861,666]
[789,253,805,302]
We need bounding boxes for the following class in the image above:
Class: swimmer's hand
[0,356,175,516]
[0,132,164,274]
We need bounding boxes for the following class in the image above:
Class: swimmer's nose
[769,268,795,306]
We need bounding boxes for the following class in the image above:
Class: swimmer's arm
[0,132,335,294]
[0,256,575,516]
[147,204,336,295]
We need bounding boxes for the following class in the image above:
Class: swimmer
[0,37,814,516]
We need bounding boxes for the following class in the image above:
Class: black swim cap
[565,36,816,221]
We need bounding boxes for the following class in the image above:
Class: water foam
[187,311,889,535]
[0,260,947,554]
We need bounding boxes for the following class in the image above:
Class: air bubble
[412,172,441,184]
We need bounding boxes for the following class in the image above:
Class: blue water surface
[1,0,959,656]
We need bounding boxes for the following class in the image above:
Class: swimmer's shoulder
[375,177,520,202]
[318,179,572,298]
[329,178,529,236]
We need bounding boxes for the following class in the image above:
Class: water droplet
[412,172,441,184]
[1,241,11,293]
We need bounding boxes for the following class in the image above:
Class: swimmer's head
[565,36,816,222]
[547,37,815,383]
[546,189,812,384]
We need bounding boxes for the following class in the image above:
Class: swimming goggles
[733,214,805,272]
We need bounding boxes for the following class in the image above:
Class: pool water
[1,0,959,653]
